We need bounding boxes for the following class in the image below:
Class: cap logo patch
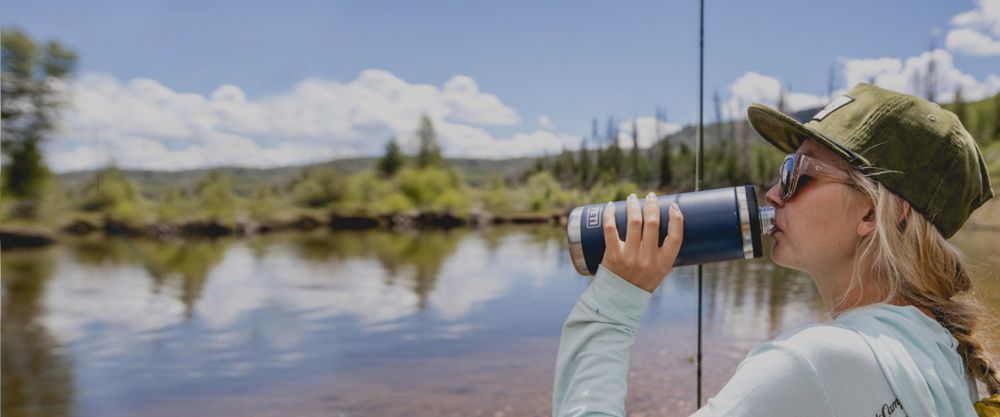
[812,95,854,121]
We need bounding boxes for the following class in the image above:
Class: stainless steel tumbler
[566,185,775,275]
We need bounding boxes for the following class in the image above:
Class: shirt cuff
[580,265,653,329]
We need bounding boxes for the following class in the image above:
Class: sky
[2,0,1000,172]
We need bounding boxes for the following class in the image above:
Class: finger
[659,202,685,262]
[623,193,642,257]
[602,201,620,255]
[639,192,661,259]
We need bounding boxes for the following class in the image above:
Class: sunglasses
[779,153,854,200]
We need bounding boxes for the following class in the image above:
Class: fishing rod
[696,0,705,408]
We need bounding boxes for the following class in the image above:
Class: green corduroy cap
[747,83,994,238]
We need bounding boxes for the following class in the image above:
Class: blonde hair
[840,169,1000,395]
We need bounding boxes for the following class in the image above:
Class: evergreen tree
[656,106,672,189]
[603,115,624,181]
[953,87,966,126]
[578,137,591,187]
[377,137,404,177]
[415,115,444,168]
[630,118,643,184]
[994,93,1000,139]
[553,147,577,183]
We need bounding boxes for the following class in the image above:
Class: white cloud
[441,75,520,125]
[47,70,540,172]
[615,116,683,149]
[946,27,1000,56]
[946,0,1000,56]
[452,129,581,158]
[719,47,999,123]
[537,114,554,129]
[843,49,1000,102]
[951,0,1000,36]
[721,72,828,120]
[842,57,902,87]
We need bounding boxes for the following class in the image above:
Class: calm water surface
[2,226,998,417]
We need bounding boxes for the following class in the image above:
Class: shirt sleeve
[691,338,837,417]
[552,265,653,417]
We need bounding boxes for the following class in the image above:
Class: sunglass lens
[780,157,795,198]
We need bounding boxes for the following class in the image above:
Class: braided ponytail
[843,170,1000,396]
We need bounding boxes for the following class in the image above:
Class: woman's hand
[601,192,684,293]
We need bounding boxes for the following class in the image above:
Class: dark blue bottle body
[566,185,772,275]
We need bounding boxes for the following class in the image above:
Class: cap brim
[746,103,870,168]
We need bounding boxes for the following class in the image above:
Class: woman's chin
[770,241,794,269]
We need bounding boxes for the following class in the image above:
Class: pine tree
[655,106,672,189]
[603,115,623,181]
[554,147,577,183]
[953,87,966,127]
[377,137,404,177]
[994,93,1000,139]
[415,115,444,168]
[578,137,591,187]
[630,118,643,184]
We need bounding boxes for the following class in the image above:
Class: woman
[552,84,1000,417]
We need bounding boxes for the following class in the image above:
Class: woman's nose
[765,182,784,207]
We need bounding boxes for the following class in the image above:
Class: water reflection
[0,226,995,416]
[2,248,75,417]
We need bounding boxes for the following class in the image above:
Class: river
[2,226,997,417]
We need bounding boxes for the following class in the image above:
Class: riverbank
[0,210,567,249]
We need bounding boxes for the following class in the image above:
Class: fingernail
[670,202,680,212]
[646,192,656,200]
[606,201,614,208]
[628,193,637,202]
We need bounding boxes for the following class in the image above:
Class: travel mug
[566,185,775,275]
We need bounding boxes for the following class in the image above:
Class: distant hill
[56,156,544,197]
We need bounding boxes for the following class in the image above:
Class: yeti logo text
[586,205,603,229]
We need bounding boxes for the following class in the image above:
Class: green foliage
[551,148,578,183]
[481,177,514,213]
[525,171,572,213]
[669,143,695,188]
[943,92,1000,145]
[953,87,967,127]
[244,185,281,221]
[995,93,1000,140]
[289,167,345,209]
[377,137,405,178]
[1,138,49,201]
[1,28,77,204]
[416,115,445,169]
[373,191,415,213]
[431,189,470,213]
[77,167,146,222]
[396,166,463,209]
[155,186,190,222]
[750,144,784,187]
[194,172,238,221]
[586,180,639,204]
[658,138,673,189]
[578,140,592,187]
[342,170,395,213]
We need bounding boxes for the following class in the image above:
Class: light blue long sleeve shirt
[553,265,979,417]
